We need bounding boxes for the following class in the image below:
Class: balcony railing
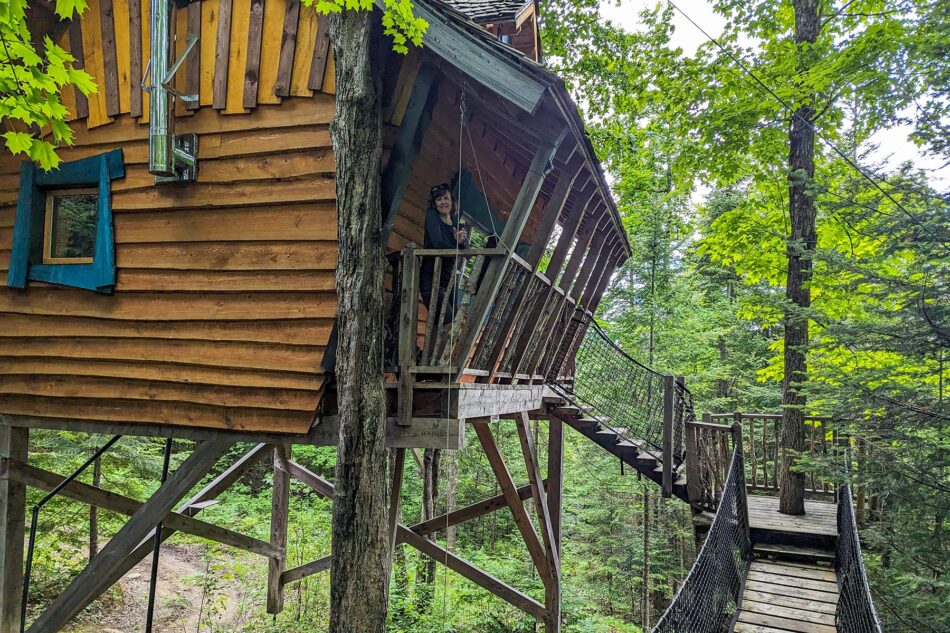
[387,245,579,384]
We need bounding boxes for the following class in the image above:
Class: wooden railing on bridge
[686,411,843,512]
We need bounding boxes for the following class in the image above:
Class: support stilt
[388,448,407,555]
[268,444,291,614]
[0,426,28,632]
[546,418,565,633]
[27,440,233,633]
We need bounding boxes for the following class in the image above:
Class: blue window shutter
[10,149,123,293]
[6,163,40,289]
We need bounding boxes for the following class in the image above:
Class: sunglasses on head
[431,183,451,197]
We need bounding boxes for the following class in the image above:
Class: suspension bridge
[547,319,882,633]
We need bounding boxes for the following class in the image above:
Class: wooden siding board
[0,357,322,391]
[213,0,234,109]
[128,0,141,117]
[112,0,132,114]
[307,15,330,92]
[0,290,335,321]
[243,0,265,108]
[114,241,338,271]
[140,0,150,123]
[98,0,121,116]
[274,0,301,97]
[68,21,90,119]
[257,0,286,105]
[225,0,252,114]
[0,395,317,433]
[200,0,218,106]
[185,1,202,110]
[80,0,112,127]
[290,6,316,97]
[0,314,333,346]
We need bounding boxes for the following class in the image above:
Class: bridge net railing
[837,481,884,633]
[557,320,694,465]
[651,445,752,633]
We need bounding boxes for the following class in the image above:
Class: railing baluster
[421,255,442,364]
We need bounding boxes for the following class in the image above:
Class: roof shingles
[442,0,533,23]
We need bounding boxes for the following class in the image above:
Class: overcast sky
[596,0,949,189]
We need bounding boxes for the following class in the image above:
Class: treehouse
[0,0,628,448]
[0,2,633,630]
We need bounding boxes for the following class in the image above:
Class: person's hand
[455,228,468,244]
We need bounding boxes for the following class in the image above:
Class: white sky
[597,0,949,189]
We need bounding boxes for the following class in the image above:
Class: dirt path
[64,543,255,633]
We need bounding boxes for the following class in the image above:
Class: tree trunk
[328,8,391,632]
[445,449,458,552]
[89,455,101,561]
[642,484,650,631]
[780,0,819,516]
[416,448,441,611]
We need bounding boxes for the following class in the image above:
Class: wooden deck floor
[734,560,839,633]
[747,495,838,537]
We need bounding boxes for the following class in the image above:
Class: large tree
[307,1,425,629]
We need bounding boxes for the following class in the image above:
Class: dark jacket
[419,207,469,306]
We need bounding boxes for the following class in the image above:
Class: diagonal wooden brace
[27,440,233,633]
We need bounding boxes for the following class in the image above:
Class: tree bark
[641,484,650,630]
[328,8,391,632]
[780,0,820,516]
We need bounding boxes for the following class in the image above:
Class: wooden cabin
[0,0,629,446]
[0,3,631,630]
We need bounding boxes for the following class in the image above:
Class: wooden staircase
[547,404,690,503]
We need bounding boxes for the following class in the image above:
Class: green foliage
[303,0,427,54]
[0,0,96,170]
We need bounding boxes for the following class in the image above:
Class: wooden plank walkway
[734,560,839,633]
[747,495,837,537]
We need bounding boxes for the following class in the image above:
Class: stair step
[753,543,836,564]
[554,405,581,416]
[580,416,608,424]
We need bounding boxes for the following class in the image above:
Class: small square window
[44,189,98,263]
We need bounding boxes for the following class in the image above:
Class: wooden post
[662,374,674,498]
[268,444,290,614]
[731,421,751,543]
[28,440,233,633]
[398,246,420,426]
[388,448,406,555]
[89,455,101,561]
[0,426,27,632]
[545,418,564,633]
[684,421,702,507]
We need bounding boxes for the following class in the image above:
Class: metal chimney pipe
[148,0,174,176]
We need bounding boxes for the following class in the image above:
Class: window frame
[42,187,99,265]
[7,149,124,293]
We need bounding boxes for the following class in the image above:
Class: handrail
[21,435,123,632]
[652,443,752,632]
[837,480,884,632]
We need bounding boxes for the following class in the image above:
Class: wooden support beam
[15,443,269,624]
[0,427,27,632]
[397,246,420,426]
[473,422,550,582]
[413,479,545,537]
[544,418,565,633]
[516,413,560,572]
[27,440,233,633]
[2,458,281,559]
[388,448,407,554]
[662,375,675,498]
[268,444,291,614]
[284,459,547,620]
[381,63,436,241]
[282,555,332,585]
[524,151,583,269]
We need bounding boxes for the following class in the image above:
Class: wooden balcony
[383,245,588,447]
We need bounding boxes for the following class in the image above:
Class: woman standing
[419,183,469,326]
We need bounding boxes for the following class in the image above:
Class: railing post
[684,420,702,507]
[397,245,419,427]
[662,374,674,498]
[731,420,751,545]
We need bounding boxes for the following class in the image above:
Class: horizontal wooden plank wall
[0,79,337,432]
